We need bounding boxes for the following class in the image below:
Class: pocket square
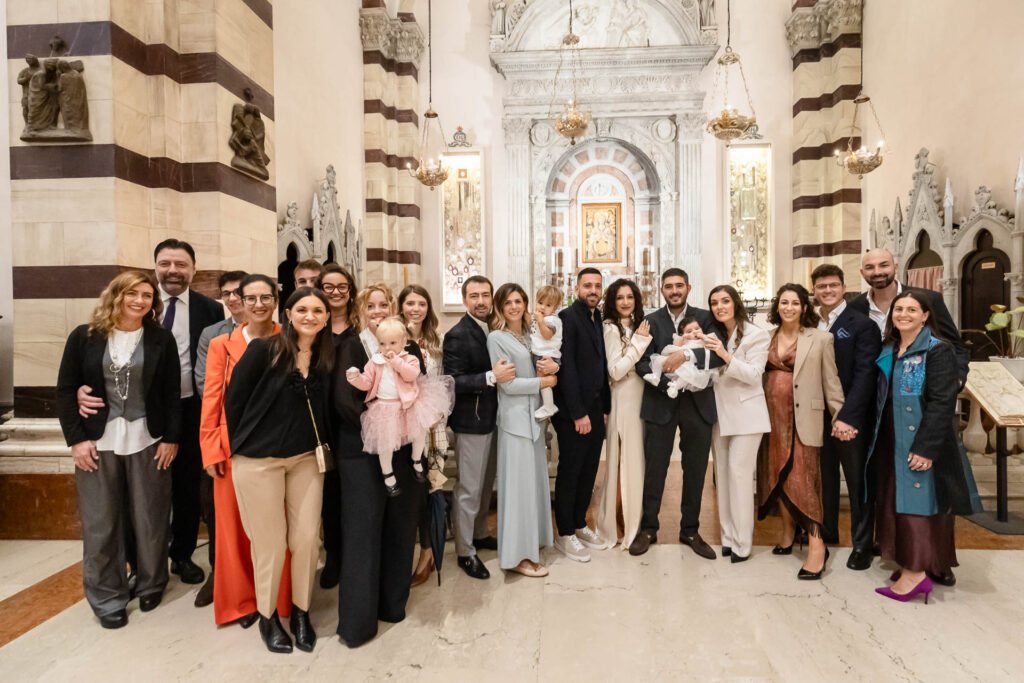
[836,327,851,339]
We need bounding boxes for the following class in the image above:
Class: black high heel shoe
[772,543,794,555]
[382,471,401,498]
[797,548,830,581]
[289,605,317,652]
[258,610,293,653]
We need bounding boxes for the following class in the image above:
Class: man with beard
[629,269,722,559]
[552,268,610,562]
[443,276,515,579]
[80,240,224,590]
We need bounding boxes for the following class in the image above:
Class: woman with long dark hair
[488,283,557,577]
[56,271,180,629]
[869,290,971,604]
[755,284,846,580]
[594,278,651,550]
[224,287,333,653]
[704,284,770,563]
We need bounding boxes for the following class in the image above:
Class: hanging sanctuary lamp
[407,0,449,189]
[548,0,591,145]
[834,1,887,178]
[705,0,757,141]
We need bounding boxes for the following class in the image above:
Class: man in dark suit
[630,268,721,559]
[442,275,514,580]
[811,264,882,570]
[552,268,611,562]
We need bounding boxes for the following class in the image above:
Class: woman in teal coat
[867,290,971,604]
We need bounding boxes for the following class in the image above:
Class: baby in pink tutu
[346,317,454,497]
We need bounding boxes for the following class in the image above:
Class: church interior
[1,0,1024,679]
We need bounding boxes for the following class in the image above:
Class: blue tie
[163,296,177,331]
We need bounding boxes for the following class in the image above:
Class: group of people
[56,240,973,654]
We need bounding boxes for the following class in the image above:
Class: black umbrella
[428,487,447,586]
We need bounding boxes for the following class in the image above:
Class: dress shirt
[160,285,193,399]
[867,281,902,337]
[472,314,497,386]
[817,300,848,332]
[669,305,690,331]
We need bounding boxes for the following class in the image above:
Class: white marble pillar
[677,138,702,300]
[504,117,533,287]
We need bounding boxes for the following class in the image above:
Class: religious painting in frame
[440,150,486,311]
[579,202,622,265]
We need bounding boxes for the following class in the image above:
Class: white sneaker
[575,526,604,550]
[554,534,591,562]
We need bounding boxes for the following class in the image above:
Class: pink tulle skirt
[360,374,455,456]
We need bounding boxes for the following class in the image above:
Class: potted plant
[962,299,1024,382]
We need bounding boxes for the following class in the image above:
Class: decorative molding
[277,165,363,277]
[786,0,862,57]
[359,6,424,66]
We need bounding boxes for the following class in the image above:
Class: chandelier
[548,0,591,145]
[407,0,448,189]
[834,3,886,178]
[705,0,757,141]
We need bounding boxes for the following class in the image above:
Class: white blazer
[712,322,770,436]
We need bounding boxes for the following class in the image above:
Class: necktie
[163,296,177,331]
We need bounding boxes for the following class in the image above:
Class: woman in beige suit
[705,285,771,563]
[596,279,652,550]
[756,283,849,580]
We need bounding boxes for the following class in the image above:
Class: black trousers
[640,392,712,538]
[321,468,341,559]
[553,405,605,537]
[169,396,215,565]
[336,444,420,647]
[820,431,874,550]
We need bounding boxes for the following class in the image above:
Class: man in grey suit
[194,270,248,397]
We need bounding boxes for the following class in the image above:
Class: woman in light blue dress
[487,283,557,577]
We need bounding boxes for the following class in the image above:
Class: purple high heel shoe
[875,575,933,604]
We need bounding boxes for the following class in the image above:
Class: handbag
[304,384,335,473]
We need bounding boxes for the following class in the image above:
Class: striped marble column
[786,0,863,285]
[359,0,423,287]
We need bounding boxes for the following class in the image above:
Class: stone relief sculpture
[228,88,271,180]
[490,0,507,34]
[698,0,716,27]
[19,36,92,142]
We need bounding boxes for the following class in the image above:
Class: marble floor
[1,543,1023,682]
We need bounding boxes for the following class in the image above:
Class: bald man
[849,248,969,387]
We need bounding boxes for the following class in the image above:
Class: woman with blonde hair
[56,270,182,629]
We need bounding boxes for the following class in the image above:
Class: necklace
[109,329,142,401]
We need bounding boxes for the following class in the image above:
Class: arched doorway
[961,229,1010,359]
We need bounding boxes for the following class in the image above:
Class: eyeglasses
[322,284,350,294]
[243,294,275,305]
[221,288,241,299]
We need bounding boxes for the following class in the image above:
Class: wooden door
[961,230,1010,360]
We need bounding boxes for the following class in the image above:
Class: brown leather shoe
[410,553,435,588]
[628,531,655,556]
[679,532,717,560]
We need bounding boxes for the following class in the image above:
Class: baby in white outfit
[644,317,711,398]
[531,285,563,419]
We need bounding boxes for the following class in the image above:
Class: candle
[642,247,650,267]
[555,249,563,267]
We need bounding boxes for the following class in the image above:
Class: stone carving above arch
[277,165,362,278]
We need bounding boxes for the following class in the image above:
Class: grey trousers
[75,443,171,617]
[452,432,498,557]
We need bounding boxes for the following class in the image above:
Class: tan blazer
[775,327,845,447]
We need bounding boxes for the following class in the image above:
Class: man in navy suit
[552,268,611,562]
[811,264,881,570]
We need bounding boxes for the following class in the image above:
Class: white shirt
[159,285,193,399]
[95,328,159,455]
[867,282,902,338]
[374,355,399,400]
[817,300,847,332]
[359,327,379,356]
[530,315,562,358]
[470,314,497,386]
[669,305,690,330]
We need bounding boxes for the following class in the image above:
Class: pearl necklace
[109,328,143,401]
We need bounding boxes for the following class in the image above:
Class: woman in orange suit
[200,274,291,626]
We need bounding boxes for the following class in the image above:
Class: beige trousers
[232,452,323,616]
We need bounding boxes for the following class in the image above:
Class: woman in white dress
[487,283,558,577]
[595,279,652,549]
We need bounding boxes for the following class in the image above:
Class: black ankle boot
[290,605,317,652]
[259,611,293,653]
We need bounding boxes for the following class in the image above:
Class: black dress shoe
[628,531,655,556]
[99,609,128,629]
[730,553,750,563]
[721,546,732,557]
[194,573,214,607]
[382,471,401,498]
[236,612,259,629]
[846,548,873,571]
[127,570,138,599]
[679,533,717,560]
[319,551,340,589]
[928,568,956,586]
[473,536,499,551]
[171,559,205,584]
[259,611,293,653]
[290,605,317,652]
[797,549,830,580]
[139,593,162,612]
[457,555,490,579]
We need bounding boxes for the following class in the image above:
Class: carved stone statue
[610,0,649,48]
[490,0,507,34]
[229,88,271,180]
[19,36,93,142]
[699,0,717,27]
[279,201,302,233]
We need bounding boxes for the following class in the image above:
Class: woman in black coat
[56,271,181,629]
[334,282,425,648]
